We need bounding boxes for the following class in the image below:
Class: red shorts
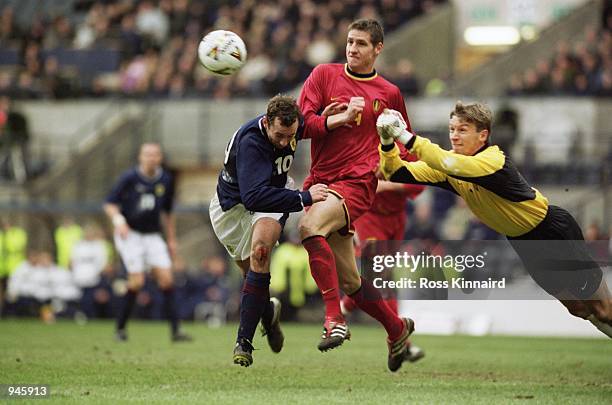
[303,173,377,235]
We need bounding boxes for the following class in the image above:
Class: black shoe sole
[318,330,351,352]
[233,354,253,367]
[388,318,415,372]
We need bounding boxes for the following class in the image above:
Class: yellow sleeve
[379,144,448,184]
[410,136,504,177]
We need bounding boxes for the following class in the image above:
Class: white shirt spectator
[7,259,36,301]
[239,54,273,82]
[49,265,80,301]
[306,34,335,66]
[71,239,108,288]
[28,265,54,302]
[136,2,169,45]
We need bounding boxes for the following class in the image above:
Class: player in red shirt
[297,18,417,372]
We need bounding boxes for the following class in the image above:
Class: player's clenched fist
[308,183,329,203]
[346,97,365,121]
[376,108,413,145]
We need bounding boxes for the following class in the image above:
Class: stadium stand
[506,25,612,97]
[0,0,443,99]
[505,1,612,98]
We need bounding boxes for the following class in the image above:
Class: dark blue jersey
[106,167,175,233]
[217,115,312,212]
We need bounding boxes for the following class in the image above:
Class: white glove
[376,109,413,145]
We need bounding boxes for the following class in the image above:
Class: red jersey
[298,63,411,183]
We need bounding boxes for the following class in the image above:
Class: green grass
[0,320,610,404]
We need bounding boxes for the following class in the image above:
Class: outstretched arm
[377,109,503,178]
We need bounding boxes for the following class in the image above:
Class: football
[198,30,247,76]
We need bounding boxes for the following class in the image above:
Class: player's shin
[302,235,343,321]
[161,288,179,336]
[116,288,137,332]
[237,270,271,343]
[349,277,404,340]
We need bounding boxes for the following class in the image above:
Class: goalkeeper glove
[376,109,414,145]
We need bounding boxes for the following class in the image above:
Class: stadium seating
[0,0,444,99]
[506,25,612,97]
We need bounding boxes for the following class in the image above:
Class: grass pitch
[0,320,610,404]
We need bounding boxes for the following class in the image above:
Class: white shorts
[114,230,172,274]
[209,192,287,261]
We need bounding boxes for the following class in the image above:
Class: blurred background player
[104,142,191,342]
[341,167,426,363]
[0,217,27,316]
[377,102,612,338]
[297,18,416,372]
[209,95,329,367]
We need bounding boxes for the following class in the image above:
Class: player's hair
[139,142,162,152]
[348,19,384,45]
[450,101,492,135]
[266,94,300,127]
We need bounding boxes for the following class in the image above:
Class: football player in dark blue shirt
[210,95,329,366]
[104,143,191,342]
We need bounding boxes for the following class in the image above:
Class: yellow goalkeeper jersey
[379,137,549,237]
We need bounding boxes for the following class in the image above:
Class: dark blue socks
[237,271,271,343]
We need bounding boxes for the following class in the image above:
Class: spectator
[0,217,27,277]
[270,236,319,321]
[7,251,76,322]
[192,255,231,326]
[54,217,83,270]
[43,15,74,49]
[6,250,40,317]
[0,217,27,315]
[493,104,519,154]
[393,58,420,96]
[45,252,80,316]
[3,99,30,183]
[135,0,169,47]
[118,13,143,61]
[0,6,21,46]
[70,224,109,318]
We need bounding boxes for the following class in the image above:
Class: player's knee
[298,215,322,239]
[250,241,272,270]
[157,271,174,290]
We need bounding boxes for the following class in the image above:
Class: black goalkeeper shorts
[507,205,603,299]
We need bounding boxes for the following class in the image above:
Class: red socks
[302,236,343,321]
[342,295,398,316]
[340,295,358,313]
[302,236,403,340]
[350,277,404,340]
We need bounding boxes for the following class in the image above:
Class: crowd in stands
[507,23,612,97]
[0,0,439,100]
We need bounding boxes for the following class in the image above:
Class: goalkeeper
[375,101,611,338]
